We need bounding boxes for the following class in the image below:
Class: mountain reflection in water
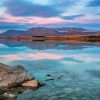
[0,40,99,50]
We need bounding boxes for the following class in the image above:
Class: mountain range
[0,27,99,36]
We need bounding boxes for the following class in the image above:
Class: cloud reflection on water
[0,52,100,64]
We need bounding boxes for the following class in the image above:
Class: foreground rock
[0,63,33,88]
[0,63,45,100]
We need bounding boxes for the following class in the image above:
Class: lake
[0,40,100,100]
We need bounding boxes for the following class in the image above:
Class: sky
[0,0,100,32]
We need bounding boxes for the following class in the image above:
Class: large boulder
[0,63,33,88]
[0,63,45,100]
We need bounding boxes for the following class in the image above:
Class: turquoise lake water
[0,40,100,100]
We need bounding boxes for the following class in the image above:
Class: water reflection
[0,40,98,50]
[0,40,100,100]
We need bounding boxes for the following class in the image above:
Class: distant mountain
[21,27,90,36]
[0,30,24,36]
[22,27,58,36]
[0,27,99,36]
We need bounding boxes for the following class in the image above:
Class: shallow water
[0,40,100,100]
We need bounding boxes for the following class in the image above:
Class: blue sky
[0,0,100,32]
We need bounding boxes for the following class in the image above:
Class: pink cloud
[0,14,100,26]
[0,14,68,24]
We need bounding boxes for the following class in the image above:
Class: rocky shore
[0,63,44,100]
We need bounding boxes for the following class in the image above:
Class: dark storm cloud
[88,0,100,7]
[3,0,62,17]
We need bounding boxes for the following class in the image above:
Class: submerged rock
[0,92,17,100]
[0,95,9,100]
[2,93,16,99]
[46,74,52,77]
[45,74,63,81]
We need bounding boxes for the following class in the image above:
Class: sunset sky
[0,0,100,32]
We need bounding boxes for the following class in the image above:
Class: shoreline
[0,38,100,46]
[0,34,100,42]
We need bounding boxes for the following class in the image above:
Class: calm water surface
[0,40,100,100]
